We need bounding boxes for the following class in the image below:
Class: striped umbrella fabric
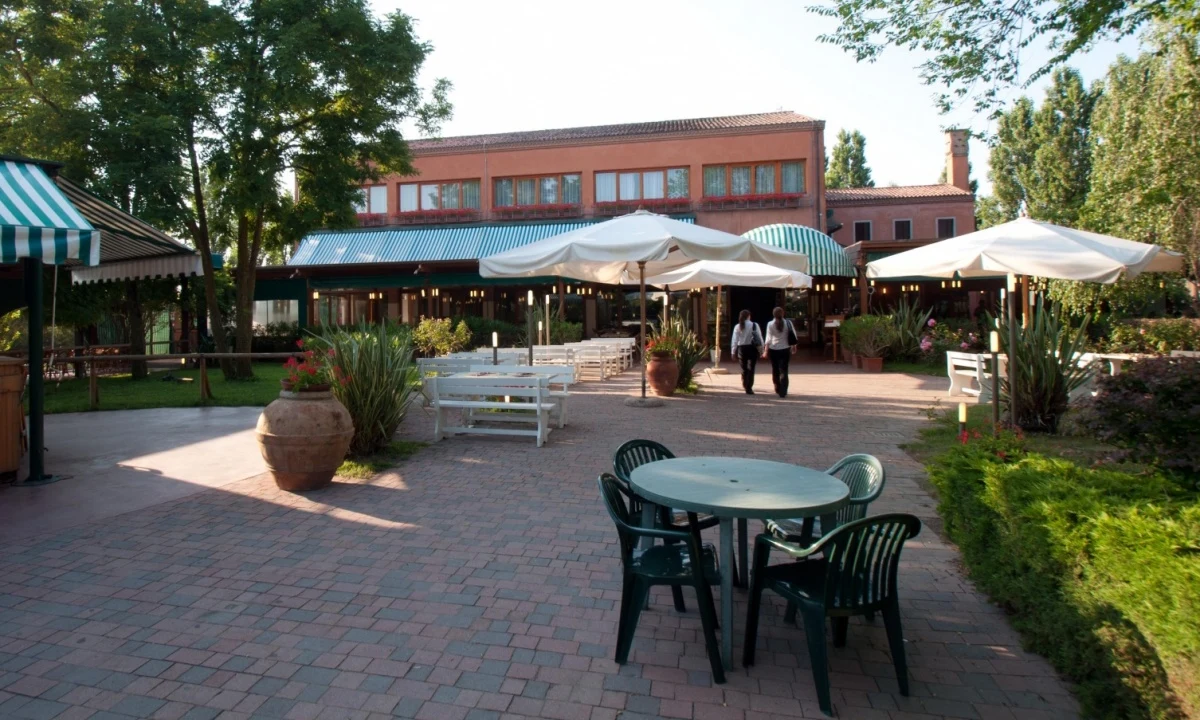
[0,160,99,266]
[742,223,855,277]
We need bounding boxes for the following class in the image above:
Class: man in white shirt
[730,310,763,394]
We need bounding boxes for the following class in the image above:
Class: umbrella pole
[640,262,647,399]
[1007,276,1019,429]
[23,258,45,484]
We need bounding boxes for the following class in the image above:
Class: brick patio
[0,363,1080,720]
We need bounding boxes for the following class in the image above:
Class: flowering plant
[282,339,336,391]
[645,335,679,355]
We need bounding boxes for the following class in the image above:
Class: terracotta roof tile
[409,111,819,153]
[826,184,973,206]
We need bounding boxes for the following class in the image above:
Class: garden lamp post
[526,290,535,365]
[990,330,1001,436]
[492,331,499,366]
[1006,275,1019,428]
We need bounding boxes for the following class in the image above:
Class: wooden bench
[1170,350,1200,358]
[583,338,635,370]
[431,374,554,447]
[946,351,1002,403]
[470,364,574,427]
[568,343,616,379]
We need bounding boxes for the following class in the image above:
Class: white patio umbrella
[865,216,1185,427]
[865,217,1183,282]
[645,261,813,369]
[479,210,809,401]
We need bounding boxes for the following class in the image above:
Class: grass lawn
[882,360,944,377]
[337,440,427,479]
[37,363,290,414]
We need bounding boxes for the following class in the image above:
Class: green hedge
[928,432,1199,719]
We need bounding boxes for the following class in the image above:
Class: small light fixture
[421,288,426,297]
[990,331,1000,353]
[851,278,857,288]
[312,291,320,299]
[958,402,968,434]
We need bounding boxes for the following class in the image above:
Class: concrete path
[0,407,265,542]
[0,363,1079,719]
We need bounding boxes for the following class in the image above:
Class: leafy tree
[1084,30,1200,310]
[975,195,1012,229]
[810,0,1200,114]
[825,129,875,188]
[987,69,1098,225]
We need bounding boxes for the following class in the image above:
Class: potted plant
[838,317,864,370]
[855,316,893,373]
[644,335,680,396]
[256,340,354,492]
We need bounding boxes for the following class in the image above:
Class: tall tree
[1083,29,1200,309]
[811,0,1200,114]
[986,69,1098,225]
[825,129,875,188]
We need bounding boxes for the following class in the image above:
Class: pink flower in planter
[961,342,970,349]
[927,319,937,328]
[920,336,933,352]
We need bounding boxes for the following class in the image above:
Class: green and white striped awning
[742,223,855,277]
[0,159,99,266]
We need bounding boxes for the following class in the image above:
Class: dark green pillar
[22,258,45,483]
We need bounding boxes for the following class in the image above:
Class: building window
[854,221,872,242]
[398,180,481,212]
[893,219,912,241]
[354,185,388,213]
[937,217,957,238]
[702,161,806,197]
[494,173,582,207]
[596,168,689,203]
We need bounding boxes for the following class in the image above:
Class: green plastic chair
[613,440,738,598]
[743,514,922,717]
[765,454,886,544]
[598,473,726,684]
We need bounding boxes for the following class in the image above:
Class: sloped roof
[54,176,195,262]
[409,112,820,154]
[826,184,974,207]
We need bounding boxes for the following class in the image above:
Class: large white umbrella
[865,216,1184,428]
[866,217,1183,282]
[480,210,809,401]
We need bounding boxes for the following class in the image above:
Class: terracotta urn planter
[256,387,354,492]
[646,352,679,396]
[861,356,884,373]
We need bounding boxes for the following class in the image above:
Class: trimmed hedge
[928,433,1200,719]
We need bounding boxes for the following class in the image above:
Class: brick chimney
[945,129,970,192]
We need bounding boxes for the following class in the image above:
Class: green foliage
[1084,32,1200,309]
[313,322,419,456]
[927,430,1200,718]
[810,0,1198,115]
[411,318,471,357]
[840,314,893,357]
[527,306,583,344]
[825,129,874,189]
[251,322,303,353]
[975,194,1012,229]
[453,316,522,349]
[1049,274,1190,321]
[1104,318,1200,353]
[1000,300,1093,432]
[664,319,708,389]
[0,310,24,352]
[1082,357,1200,477]
[917,317,988,366]
[886,297,933,361]
[336,440,425,479]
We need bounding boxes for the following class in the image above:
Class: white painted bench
[470,364,574,427]
[1170,350,1200,358]
[568,342,619,379]
[431,374,554,447]
[584,338,635,370]
[946,351,1003,403]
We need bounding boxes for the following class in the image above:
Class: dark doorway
[728,287,779,339]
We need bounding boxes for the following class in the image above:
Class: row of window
[853,217,957,242]
[354,161,808,214]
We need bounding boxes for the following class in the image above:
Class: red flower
[296,339,305,348]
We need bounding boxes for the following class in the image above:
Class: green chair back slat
[613,439,675,483]
[822,515,919,610]
[826,454,885,530]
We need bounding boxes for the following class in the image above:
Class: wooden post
[88,357,99,411]
[199,356,212,402]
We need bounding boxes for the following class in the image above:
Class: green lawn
[37,363,290,414]
[337,440,427,479]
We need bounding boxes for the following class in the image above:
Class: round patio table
[629,456,849,670]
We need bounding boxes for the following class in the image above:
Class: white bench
[470,364,573,427]
[1170,350,1200,358]
[584,338,635,370]
[946,351,1002,403]
[566,343,611,380]
[431,374,554,447]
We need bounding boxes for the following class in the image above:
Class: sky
[377,0,1144,196]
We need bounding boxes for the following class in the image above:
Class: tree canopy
[810,0,1200,114]
[825,129,875,189]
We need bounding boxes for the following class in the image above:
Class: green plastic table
[629,456,850,670]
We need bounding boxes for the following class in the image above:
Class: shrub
[918,317,988,367]
[1083,357,1200,478]
[1000,300,1092,432]
[252,321,302,353]
[412,318,471,357]
[527,306,583,344]
[887,297,933,361]
[313,322,419,456]
[454,316,522,349]
[1105,318,1200,354]
[929,433,1200,719]
[844,314,893,358]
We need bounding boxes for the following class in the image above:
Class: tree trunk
[232,212,263,379]
[126,281,147,380]
[184,123,235,379]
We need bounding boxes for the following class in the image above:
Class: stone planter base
[861,356,884,373]
[256,390,354,492]
[646,354,679,396]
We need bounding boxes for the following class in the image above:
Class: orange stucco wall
[828,200,977,245]
[367,128,825,231]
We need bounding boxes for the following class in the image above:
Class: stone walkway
[0,363,1080,719]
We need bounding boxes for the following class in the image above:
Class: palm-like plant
[889,297,933,361]
[314,322,419,456]
[650,319,708,389]
[999,299,1093,432]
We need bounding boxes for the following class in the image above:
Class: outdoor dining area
[599,440,917,717]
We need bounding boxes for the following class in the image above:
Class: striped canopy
[0,159,99,266]
[742,223,855,277]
